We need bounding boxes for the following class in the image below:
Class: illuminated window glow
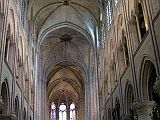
[70,103,76,120]
[59,103,67,120]
[105,0,112,30]
[51,102,56,120]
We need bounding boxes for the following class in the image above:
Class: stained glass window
[70,103,76,120]
[50,102,76,120]
[114,0,118,6]
[59,103,67,120]
[19,0,25,25]
[105,0,112,30]
[51,102,56,120]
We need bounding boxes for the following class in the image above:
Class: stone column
[132,101,154,120]
[56,106,59,120]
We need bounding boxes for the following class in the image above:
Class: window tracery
[70,103,76,120]
[50,102,76,120]
[51,103,56,120]
[59,103,67,120]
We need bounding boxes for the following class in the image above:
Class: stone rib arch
[37,22,95,50]
[46,60,88,85]
[42,38,87,75]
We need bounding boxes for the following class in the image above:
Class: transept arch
[37,23,96,119]
[46,61,85,120]
[37,23,95,50]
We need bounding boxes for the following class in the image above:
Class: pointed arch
[0,80,10,115]
[139,58,160,119]
[134,0,148,39]
[140,59,157,101]
[124,83,134,116]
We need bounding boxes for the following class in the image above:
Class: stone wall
[99,0,160,120]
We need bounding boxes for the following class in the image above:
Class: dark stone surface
[0,115,14,120]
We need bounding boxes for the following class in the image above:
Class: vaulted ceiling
[40,27,91,78]
[29,0,100,44]
[28,0,100,108]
